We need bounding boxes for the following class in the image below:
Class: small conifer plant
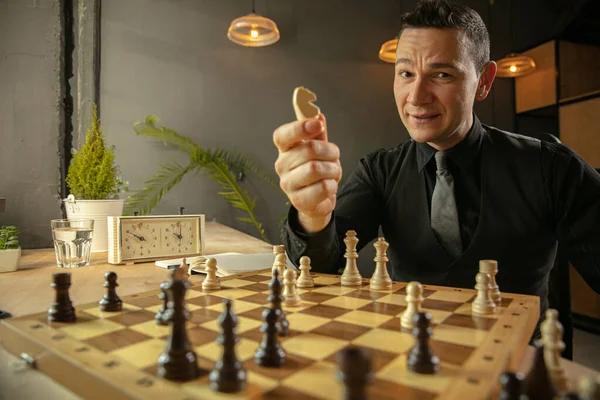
[66,104,123,199]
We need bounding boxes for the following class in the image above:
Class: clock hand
[128,232,146,241]
[172,232,183,240]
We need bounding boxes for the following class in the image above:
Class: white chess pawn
[341,230,362,286]
[202,258,221,290]
[541,309,567,392]
[297,256,314,288]
[283,269,302,306]
[479,260,501,305]
[370,237,392,291]
[401,281,423,330]
[272,253,287,277]
[471,272,496,315]
[177,258,190,280]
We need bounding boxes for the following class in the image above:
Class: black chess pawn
[499,371,526,400]
[155,281,169,325]
[268,269,289,336]
[209,299,247,393]
[157,278,200,381]
[99,271,122,312]
[524,342,558,400]
[336,346,373,400]
[406,312,439,374]
[254,303,286,367]
[48,272,76,323]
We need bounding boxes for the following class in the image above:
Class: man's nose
[407,78,432,105]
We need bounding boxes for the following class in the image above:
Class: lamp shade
[496,53,536,78]
[379,38,398,63]
[227,13,280,47]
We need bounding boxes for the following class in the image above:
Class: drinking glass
[51,219,94,268]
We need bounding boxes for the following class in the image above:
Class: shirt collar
[416,113,484,173]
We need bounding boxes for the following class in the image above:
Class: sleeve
[544,142,600,294]
[281,150,387,274]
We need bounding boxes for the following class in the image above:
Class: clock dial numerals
[164,221,195,254]
[122,221,160,259]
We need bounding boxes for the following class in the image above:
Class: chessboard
[0,265,540,399]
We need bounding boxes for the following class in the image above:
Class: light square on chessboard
[283,333,349,360]
[376,354,458,395]
[416,308,453,325]
[189,308,223,324]
[181,371,277,400]
[194,337,259,362]
[426,289,474,303]
[145,302,203,314]
[80,302,141,318]
[200,315,262,334]
[310,285,358,296]
[312,276,340,286]
[430,323,487,347]
[334,310,393,328]
[129,319,189,338]
[282,300,318,313]
[285,312,331,331]
[109,338,165,369]
[205,299,261,314]
[221,278,256,288]
[57,318,125,340]
[282,361,342,400]
[453,302,504,319]
[351,328,414,354]
[245,352,315,381]
[320,296,371,310]
[211,288,257,299]
[375,293,407,306]
[104,309,158,327]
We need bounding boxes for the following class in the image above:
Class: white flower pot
[0,248,21,273]
[63,194,125,252]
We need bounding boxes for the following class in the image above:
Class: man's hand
[273,114,342,233]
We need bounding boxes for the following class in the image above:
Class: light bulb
[509,65,517,73]
[250,28,258,38]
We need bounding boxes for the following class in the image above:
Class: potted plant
[125,115,279,243]
[0,226,20,272]
[64,103,127,252]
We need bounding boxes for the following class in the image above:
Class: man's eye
[399,71,412,78]
[435,72,451,78]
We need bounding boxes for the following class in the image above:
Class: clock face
[118,217,200,260]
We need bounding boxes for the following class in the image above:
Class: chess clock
[107,214,205,264]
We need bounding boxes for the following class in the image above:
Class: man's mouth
[409,113,440,122]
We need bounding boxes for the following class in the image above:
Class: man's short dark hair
[398,0,490,71]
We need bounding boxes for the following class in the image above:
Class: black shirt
[282,116,600,299]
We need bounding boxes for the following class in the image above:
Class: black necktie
[431,151,462,258]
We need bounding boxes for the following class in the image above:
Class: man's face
[394,28,491,150]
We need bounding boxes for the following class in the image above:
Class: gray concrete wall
[100,0,508,245]
[0,0,64,248]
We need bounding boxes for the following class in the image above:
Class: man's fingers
[275,140,340,175]
[273,118,325,152]
[280,161,342,193]
[288,179,338,210]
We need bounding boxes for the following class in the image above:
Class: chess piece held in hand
[48,272,76,323]
[401,281,423,330]
[370,237,392,291]
[99,271,122,312]
[209,299,247,393]
[297,256,315,288]
[202,258,221,290]
[341,230,362,287]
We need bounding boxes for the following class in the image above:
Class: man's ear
[477,61,497,101]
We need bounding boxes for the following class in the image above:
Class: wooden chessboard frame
[0,269,540,400]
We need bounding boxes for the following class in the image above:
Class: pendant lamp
[378,38,398,63]
[227,0,280,47]
[495,53,536,78]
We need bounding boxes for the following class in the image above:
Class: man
[272,0,600,338]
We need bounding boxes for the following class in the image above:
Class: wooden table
[0,222,597,399]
